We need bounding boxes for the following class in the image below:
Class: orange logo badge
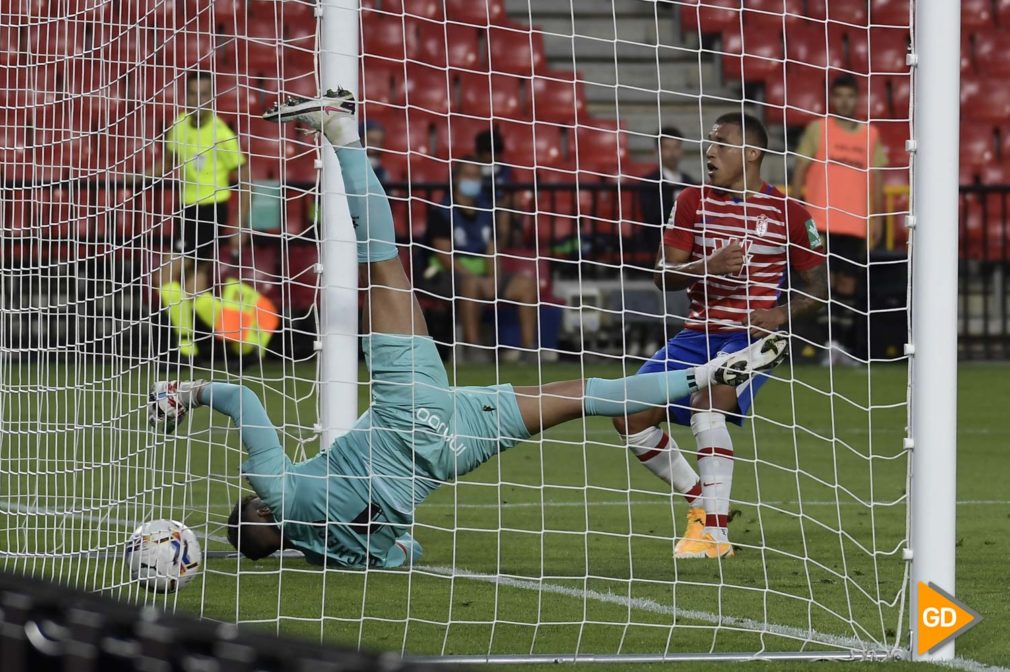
[917,582,982,655]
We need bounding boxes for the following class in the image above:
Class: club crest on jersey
[754,214,770,237]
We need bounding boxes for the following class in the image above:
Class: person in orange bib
[159,278,280,358]
[791,74,887,365]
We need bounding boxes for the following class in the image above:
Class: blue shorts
[638,329,770,426]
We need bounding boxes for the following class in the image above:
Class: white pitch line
[422,499,1010,511]
[420,565,1010,672]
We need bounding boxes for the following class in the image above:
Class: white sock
[323,115,359,147]
[692,411,733,542]
[626,426,701,504]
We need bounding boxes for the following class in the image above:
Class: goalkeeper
[147,90,789,569]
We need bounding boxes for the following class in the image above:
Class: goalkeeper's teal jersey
[241,336,530,569]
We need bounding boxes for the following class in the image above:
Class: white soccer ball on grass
[125,519,202,593]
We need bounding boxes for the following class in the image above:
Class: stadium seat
[530,74,585,124]
[404,62,451,114]
[998,0,1010,25]
[442,115,492,157]
[978,162,1010,186]
[37,186,75,239]
[782,21,848,71]
[972,30,1010,77]
[961,191,1010,261]
[575,120,627,176]
[0,24,20,64]
[215,74,258,116]
[213,0,246,32]
[875,120,911,167]
[361,58,404,106]
[961,0,996,29]
[410,22,483,70]
[762,63,827,128]
[28,20,88,58]
[497,120,566,170]
[679,0,740,36]
[444,0,506,26]
[867,76,892,119]
[456,71,526,120]
[722,12,784,82]
[962,77,1010,123]
[870,0,911,27]
[487,25,547,76]
[960,124,997,169]
[361,12,407,60]
[867,27,910,75]
[1,187,33,237]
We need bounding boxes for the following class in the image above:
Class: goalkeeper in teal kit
[148,89,789,569]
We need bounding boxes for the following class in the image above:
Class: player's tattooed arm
[789,263,829,318]
[654,241,745,291]
[748,262,828,336]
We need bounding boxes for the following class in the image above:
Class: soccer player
[790,74,887,363]
[613,113,828,559]
[147,91,790,569]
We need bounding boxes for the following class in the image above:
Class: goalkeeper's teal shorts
[362,334,531,488]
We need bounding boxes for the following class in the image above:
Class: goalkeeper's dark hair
[713,112,769,155]
[227,494,277,560]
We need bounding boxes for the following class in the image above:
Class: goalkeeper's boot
[148,380,205,432]
[674,521,735,560]
[262,88,357,144]
[710,332,788,387]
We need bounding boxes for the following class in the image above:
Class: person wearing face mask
[423,158,539,362]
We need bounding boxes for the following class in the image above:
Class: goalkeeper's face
[186,77,214,116]
[227,495,282,560]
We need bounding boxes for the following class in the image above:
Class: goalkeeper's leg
[263,89,426,339]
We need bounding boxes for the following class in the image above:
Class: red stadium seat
[875,119,910,167]
[962,0,996,29]
[444,0,506,26]
[404,62,451,114]
[679,0,741,36]
[961,191,1010,261]
[446,115,498,156]
[361,11,407,60]
[972,30,1010,77]
[499,120,566,169]
[28,20,89,58]
[411,22,483,70]
[978,163,1010,186]
[722,12,784,82]
[763,64,827,127]
[867,76,892,119]
[488,25,547,76]
[871,0,911,27]
[783,21,847,71]
[1,187,33,237]
[962,77,1010,123]
[575,120,627,176]
[215,74,258,116]
[37,186,75,239]
[361,57,404,106]
[806,0,868,25]
[867,27,909,75]
[457,71,526,120]
[530,74,585,124]
[998,0,1010,25]
[960,124,997,169]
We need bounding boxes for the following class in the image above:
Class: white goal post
[0,0,961,665]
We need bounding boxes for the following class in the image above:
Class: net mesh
[0,0,914,661]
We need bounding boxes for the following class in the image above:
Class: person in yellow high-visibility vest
[191,279,280,358]
[149,71,251,358]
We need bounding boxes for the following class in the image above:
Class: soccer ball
[125,519,202,593]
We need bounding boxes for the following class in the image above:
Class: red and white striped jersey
[662,183,825,332]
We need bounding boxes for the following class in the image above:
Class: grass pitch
[1,359,1007,671]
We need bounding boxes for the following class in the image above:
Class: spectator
[790,73,887,364]
[638,126,696,254]
[423,158,538,361]
[148,70,250,359]
[474,127,513,199]
[363,120,390,185]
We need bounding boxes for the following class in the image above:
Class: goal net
[0,0,919,663]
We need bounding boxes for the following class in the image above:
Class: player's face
[660,137,683,170]
[242,497,281,556]
[186,78,214,113]
[705,123,746,188]
[831,85,859,119]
